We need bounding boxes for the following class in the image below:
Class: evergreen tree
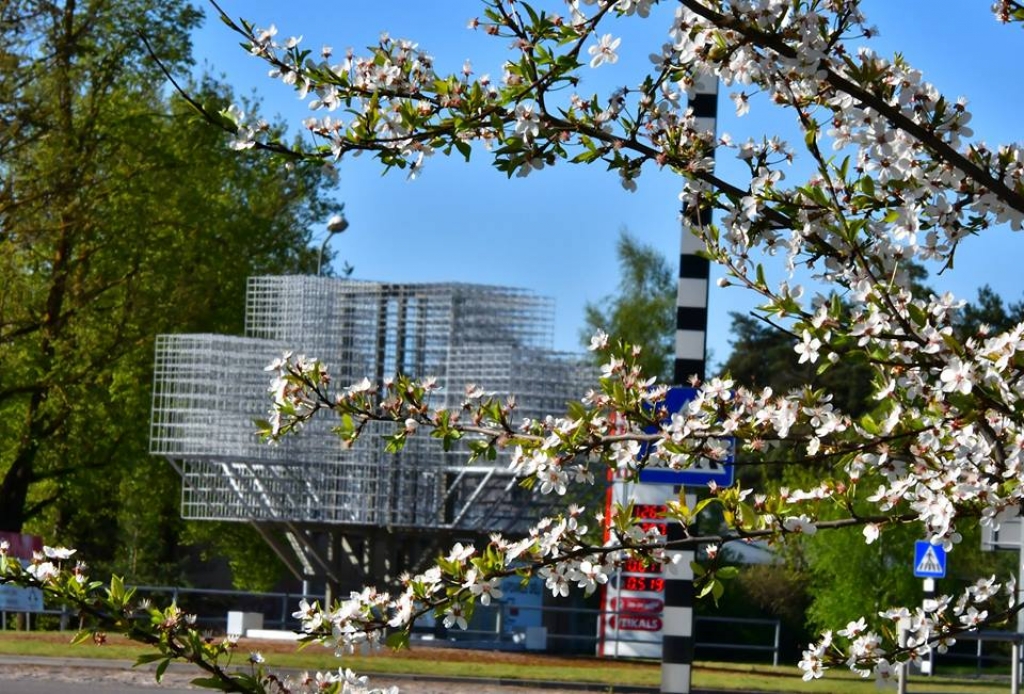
[581,230,677,381]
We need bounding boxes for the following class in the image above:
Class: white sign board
[500,575,544,631]
[598,482,673,658]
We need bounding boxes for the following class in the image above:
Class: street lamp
[317,209,350,277]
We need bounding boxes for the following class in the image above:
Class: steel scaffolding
[151,277,593,578]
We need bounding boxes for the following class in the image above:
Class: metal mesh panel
[152,276,593,532]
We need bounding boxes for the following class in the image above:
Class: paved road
[0,656,659,693]
[0,659,198,693]
[0,681,195,694]
[0,662,603,694]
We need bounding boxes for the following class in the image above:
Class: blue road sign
[913,540,947,578]
[637,387,736,487]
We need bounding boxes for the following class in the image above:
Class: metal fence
[5,584,781,665]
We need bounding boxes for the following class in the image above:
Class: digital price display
[621,504,666,590]
[631,504,665,520]
[631,504,667,535]
[621,575,666,592]
[622,557,660,574]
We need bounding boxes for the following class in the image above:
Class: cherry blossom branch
[679,0,1024,215]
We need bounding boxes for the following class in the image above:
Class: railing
[5,584,781,666]
[896,630,1023,694]
[693,615,781,667]
[2,585,320,633]
[413,601,781,664]
[907,631,1023,694]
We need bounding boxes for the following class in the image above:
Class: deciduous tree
[0,2,340,586]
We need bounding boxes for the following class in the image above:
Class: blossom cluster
[193,0,1024,686]
[799,575,1018,684]
[1,545,405,694]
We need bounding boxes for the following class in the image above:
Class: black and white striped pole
[662,70,718,694]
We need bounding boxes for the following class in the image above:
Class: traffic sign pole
[921,578,935,675]
[662,492,696,693]
[912,541,947,684]
[666,68,718,694]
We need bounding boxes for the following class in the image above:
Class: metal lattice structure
[151,277,594,535]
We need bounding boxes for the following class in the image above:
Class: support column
[666,69,718,694]
[662,494,697,693]
[673,71,718,389]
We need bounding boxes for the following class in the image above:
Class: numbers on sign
[622,575,665,592]
[622,557,660,574]
[631,504,665,520]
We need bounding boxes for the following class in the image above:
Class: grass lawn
[0,631,1014,693]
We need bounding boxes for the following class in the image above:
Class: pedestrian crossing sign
[913,540,947,578]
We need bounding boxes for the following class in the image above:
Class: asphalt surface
[0,680,195,694]
[0,655,663,694]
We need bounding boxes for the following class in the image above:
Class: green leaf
[523,2,540,25]
[71,631,94,646]
[717,566,740,580]
[804,122,818,148]
[385,630,410,650]
[385,432,407,453]
[737,501,759,530]
[155,659,170,682]
[711,579,725,604]
[692,497,717,517]
[108,575,124,604]
[697,577,717,599]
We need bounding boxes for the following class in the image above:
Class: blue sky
[191,2,1024,370]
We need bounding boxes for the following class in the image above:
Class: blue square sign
[636,387,735,487]
[913,540,947,578]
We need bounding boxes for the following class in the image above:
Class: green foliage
[721,312,874,418]
[0,1,340,588]
[182,522,287,593]
[581,230,677,381]
[803,518,1016,635]
[722,282,1023,637]
[737,562,810,628]
[803,523,921,633]
[955,285,1024,338]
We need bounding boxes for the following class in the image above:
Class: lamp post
[317,209,349,276]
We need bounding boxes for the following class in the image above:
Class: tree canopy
[581,229,677,381]
[0,0,341,583]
